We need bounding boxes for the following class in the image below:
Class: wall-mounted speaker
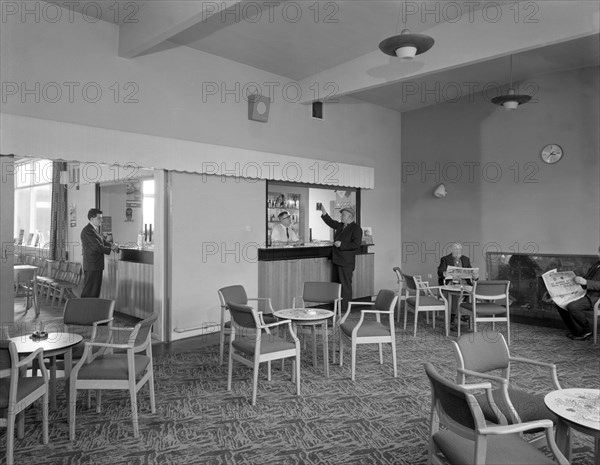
[312,101,323,119]
[248,94,270,123]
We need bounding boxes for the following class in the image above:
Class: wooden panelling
[101,258,154,320]
[259,254,374,311]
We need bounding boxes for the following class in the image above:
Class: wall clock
[540,144,563,164]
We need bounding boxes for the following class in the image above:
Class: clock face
[541,144,563,164]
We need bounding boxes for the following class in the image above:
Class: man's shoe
[571,332,592,341]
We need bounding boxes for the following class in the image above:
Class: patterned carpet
[3,314,599,465]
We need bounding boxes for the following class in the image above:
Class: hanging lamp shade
[379,29,435,59]
[491,88,532,110]
[491,55,532,110]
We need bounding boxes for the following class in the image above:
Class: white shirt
[271,223,299,243]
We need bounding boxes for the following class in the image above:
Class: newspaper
[541,269,586,309]
[446,266,479,281]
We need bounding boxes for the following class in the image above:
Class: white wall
[401,67,600,281]
[169,173,265,340]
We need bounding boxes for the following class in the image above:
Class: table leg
[312,326,317,368]
[323,322,329,378]
[555,419,571,461]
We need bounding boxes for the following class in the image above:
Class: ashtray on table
[305,309,317,315]
[30,331,48,340]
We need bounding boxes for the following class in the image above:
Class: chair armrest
[480,419,554,436]
[261,319,291,329]
[460,381,493,391]
[15,347,46,373]
[342,301,375,323]
[247,297,275,313]
[86,341,131,350]
[91,318,113,327]
[457,367,508,386]
[508,356,561,389]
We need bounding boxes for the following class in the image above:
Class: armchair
[339,289,398,380]
[458,280,511,344]
[227,302,300,405]
[1,340,49,465]
[218,285,275,365]
[68,313,158,440]
[292,281,342,362]
[402,275,449,337]
[451,331,561,444]
[424,362,568,465]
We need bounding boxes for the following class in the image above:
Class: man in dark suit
[438,243,478,329]
[320,204,363,312]
[438,243,473,285]
[556,246,600,340]
[80,208,118,298]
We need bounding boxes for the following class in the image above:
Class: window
[142,179,155,231]
[14,159,53,247]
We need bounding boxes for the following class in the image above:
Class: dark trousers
[556,296,593,336]
[333,265,354,312]
[81,270,103,298]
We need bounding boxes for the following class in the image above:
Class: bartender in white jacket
[271,211,299,245]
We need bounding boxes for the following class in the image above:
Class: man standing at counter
[271,211,299,246]
[81,208,119,298]
[320,205,363,311]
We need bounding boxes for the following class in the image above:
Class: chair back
[131,313,158,348]
[0,340,15,377]
[453,332,510,375]
[15,267,37,284]
[218,285,249,308]
[403,274,419,292]
[373,289,398,312]
[473,280,510,300]
[302,282,341,304]
[227,302,259,329]
[63,298,115,326]
[424,362,479,432]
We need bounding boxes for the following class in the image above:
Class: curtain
[49,161,68,260]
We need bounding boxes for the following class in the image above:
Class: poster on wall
[126,181,142,208]
[69,203,77,227]
[125,207,134,221]
[101,216,113,241]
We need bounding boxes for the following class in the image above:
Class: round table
[544,388,600,465]
[274,308,334,377]
[10,332,84,407]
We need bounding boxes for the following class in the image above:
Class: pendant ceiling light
[491,55,531,110]
[379,0,434,60]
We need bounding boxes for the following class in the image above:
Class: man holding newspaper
[543,246,600,340]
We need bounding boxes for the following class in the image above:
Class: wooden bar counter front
[258,244,374,311]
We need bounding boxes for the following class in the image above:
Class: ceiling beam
[118,1,244,58]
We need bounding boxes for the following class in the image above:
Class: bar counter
[258,243,374,311]
[101,247,154,319]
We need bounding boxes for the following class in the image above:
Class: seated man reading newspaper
[543,246,600,340]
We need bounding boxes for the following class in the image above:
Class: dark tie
[286,228,289,239]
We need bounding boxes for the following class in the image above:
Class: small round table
[10,332,84,407]
[274,308,334,377]
[544,388,600,465]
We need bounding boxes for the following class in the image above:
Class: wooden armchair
[1,340,49,465]
[424,362,568,465]
[339,289,398,380]
[402,275,449,337]
[452,331,561,445]
[218,285,275,365]
[68,313,158,440]
[227,302,300,405]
